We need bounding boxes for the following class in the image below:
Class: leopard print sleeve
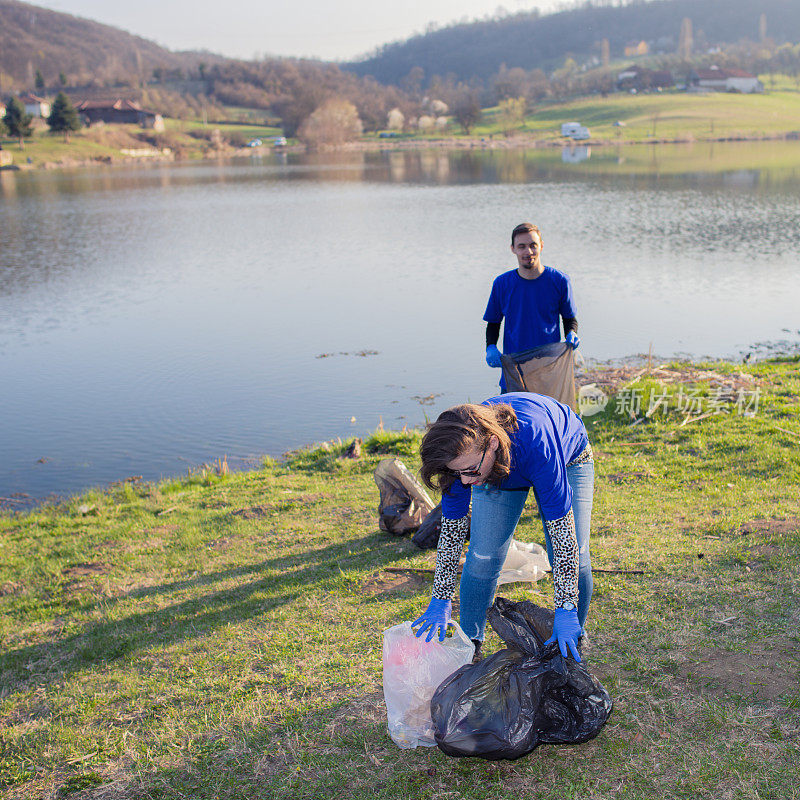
[544,508,579,608]
[431,515,470,600]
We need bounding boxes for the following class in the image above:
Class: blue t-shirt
[483,266,577,354]
[441,393,588,522]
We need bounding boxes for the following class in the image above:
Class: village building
[688,66,763,93]
[616,65,674,91]
[18,93,51,118]
[624,40,649,57]
[74,99,165,130]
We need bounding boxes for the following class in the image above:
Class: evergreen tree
[47,92,82,142]
[35,69,45,91]
[59,71,68,86]
[3,97,34,149]
[0,116,7,138]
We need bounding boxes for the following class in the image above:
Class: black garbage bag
[430,597,612,760]
[411,504,470,550]
[374,458,436,535]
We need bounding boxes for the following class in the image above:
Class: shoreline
[3,129,800,173]
[3,350,796,513]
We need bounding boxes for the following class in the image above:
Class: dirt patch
[62,562,110,578]
[362,570,430,597]
[738,518,800,537]
[0,580,25,596]
[606,471,654,484]
[678,648,799,704]
[231,505,273,519]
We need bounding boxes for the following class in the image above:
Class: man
[484,223,579,391]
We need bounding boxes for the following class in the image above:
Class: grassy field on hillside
[1,358,799,799]
[473,89,800,142]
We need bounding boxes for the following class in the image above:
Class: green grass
[468,89,800,143]
[1,359,799,799]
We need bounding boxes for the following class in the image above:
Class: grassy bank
[1,358,799,799]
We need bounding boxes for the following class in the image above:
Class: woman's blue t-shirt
[441,393,588,522]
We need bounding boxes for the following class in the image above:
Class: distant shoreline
[3,130,800,173]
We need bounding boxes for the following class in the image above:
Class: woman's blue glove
[544,608,583,662]
[412,597,452,643]
[486,345,502,368]
[565,331,580,349]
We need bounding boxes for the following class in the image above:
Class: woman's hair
[419,403,518,494]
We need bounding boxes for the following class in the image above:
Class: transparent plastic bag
[382,620,475,749]
[497,539,550,585]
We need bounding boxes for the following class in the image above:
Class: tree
[59,71,67,86]
[0,116,7,138]
[497,96,526,136]
[3,97,34,149]
[298,98,363,148]
[678,17,693,61]
[452,89,482,135]
[35,69,45,91]
[47,92,82,142]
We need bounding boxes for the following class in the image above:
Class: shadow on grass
[0,532,413,688]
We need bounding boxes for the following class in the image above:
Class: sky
[32,0,563,61]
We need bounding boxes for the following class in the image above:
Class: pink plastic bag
[382,620,474,749]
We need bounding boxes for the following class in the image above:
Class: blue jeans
[458,459,594,641]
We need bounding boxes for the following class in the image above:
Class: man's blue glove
[412,597,452,643]
[486,345,502,368]
[544,608,583,662]
[565,331,580,349]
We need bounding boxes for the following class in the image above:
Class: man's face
[511,231,543,272]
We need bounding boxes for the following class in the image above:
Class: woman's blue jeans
[458,459,594,641]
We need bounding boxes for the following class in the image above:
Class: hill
[347,0,800,86]
[0,0,216,89]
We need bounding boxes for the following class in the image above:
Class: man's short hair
[511,222,542,246]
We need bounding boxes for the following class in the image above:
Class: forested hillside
[347,0,800,86]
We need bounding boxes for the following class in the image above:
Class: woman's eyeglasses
[446,443,489,478]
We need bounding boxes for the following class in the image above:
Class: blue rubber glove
[412,597,452,643]
[565,331,580,349]
[486,344,502,368]
[544,608,583,662]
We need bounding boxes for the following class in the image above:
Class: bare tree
[298,98,363,148]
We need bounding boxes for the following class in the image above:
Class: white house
[18,92,50,118]
[691,67,763,94]
[561,121,582,136]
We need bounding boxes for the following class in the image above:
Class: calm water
[2,142,800,501]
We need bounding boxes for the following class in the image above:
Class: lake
[2,141,800,502]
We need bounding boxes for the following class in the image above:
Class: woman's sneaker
[471,639,484,663]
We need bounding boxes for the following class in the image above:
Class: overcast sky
[33,0,562,61]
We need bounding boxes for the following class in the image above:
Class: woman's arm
[431,515,470,600]
[544,508,579,609]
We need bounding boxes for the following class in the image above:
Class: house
[18,93,50,118]
[688,67,763,94]
[74,99,165,130]
[616,65,674,92]
[624,40,649,57]
[560,122,582,136]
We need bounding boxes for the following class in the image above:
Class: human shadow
[2,531,417,688]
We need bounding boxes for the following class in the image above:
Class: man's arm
[485,321,501,347]
[562,317,578,335]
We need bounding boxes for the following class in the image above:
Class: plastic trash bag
[497,539,550,585]
[500,342,577,411]
[374,458,436,535]
[431,598,612,760]
[411,505,472,550]
[383,620,475,749]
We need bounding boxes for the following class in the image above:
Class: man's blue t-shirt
[441,393,588,522]
[483,266,576,354]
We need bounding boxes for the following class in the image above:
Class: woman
[412,392,593,662]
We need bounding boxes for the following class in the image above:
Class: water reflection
[1,142,799,500]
